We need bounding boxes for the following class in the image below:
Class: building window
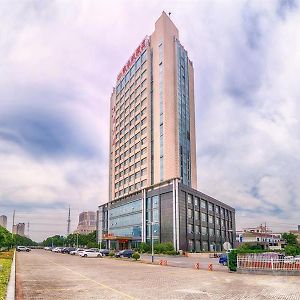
[188,208,193,219]
[201,199,207,209]
[194,211,199,220]
[187,194,192,204]
[201,227,207,235]
[201,212,207,222]
[209,228,214,236]
[208,215,214,224]
[208,203,213,211]
[188,224,193,234]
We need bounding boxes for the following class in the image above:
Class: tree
[282,233,298,246]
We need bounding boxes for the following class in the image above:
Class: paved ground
[16,250,300,300]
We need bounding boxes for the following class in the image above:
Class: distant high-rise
[109,11,197,201]
[12,223,25,236]
[74,211,96,235]
[0,215,7,228]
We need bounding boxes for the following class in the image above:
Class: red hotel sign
[117,36,149,82]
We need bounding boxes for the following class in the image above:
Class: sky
[0,0,299,242]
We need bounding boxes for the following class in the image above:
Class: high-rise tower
[109,12,197,201]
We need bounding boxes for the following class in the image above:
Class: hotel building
[98,12,236,252]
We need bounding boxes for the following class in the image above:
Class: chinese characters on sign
[117,36,149,82]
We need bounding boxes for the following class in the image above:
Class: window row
[115,157,147,175]
[187,194,232,220]
[114,180,147,198]
[115,137,147,159]
[116,50,147,95]
[115,168,147,188]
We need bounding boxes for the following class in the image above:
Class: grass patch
[0,252,13,300]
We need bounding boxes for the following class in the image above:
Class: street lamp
[147,221,155,263]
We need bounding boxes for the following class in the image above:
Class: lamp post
[147,221,155,263]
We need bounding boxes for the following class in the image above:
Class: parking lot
[16,249,300,300]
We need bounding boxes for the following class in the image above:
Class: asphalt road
[16,250,300,300]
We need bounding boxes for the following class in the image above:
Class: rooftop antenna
[168,12,171,17]
[67,205,71,236]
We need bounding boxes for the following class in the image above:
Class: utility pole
[67,206,71,236]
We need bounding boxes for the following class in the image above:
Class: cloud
[0,0,299,241]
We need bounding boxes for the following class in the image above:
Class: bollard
[194,262,200,270]
[159,260,163,265]
[208,263,213,271]
[163,260,167,266]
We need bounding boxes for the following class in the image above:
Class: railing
[237,255,300,271]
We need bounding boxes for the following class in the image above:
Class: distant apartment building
[12,223,25,236]
[98,12,236,252]
[236,224,284,250]
[0,215,7,228]
[74,211,96,235]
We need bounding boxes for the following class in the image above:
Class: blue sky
[0,0,299,241]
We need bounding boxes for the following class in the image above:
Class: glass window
[153,209,159,222]
[201,199,207,209]
[208,215,214,224]
[188,239,194,252]
[152,196,159,209]
[209,228,214,236]
[187,194,192,204]
[201,227,207,235]
[194,197,200,207]
[201,212,207,222]
[195,225,200,234]
[194,211,199,220]
[208,203,213,211]
[188,208,193,219]
[188,224,193,234]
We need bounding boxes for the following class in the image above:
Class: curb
[6,251,16,300]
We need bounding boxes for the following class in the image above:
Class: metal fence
[237,255,300,271]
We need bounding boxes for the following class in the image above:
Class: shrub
[165,250,177,255]
[284,245,300,256]
[108,251,115,257]
[139,242,150,253]
[228,250,237,272]
[132,252,140,260]
[154,242,174,254]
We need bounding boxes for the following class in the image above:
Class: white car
[79,249,103,258]
[52,247,63,253]
[70,248,85,255]
[17,246,31,252]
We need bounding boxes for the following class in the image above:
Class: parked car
[17,246,31,252]
[219,253,228,266]
[70,248,85,255]
[79,249,103,258]
[115,249,134,258]
[99,249,110,256]
[294,255,300,261]
[64,247,76,254]
[52,247,65,253]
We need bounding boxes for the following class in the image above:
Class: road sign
[223,242,232,251]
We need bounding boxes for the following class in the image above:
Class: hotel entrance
[102,234,132,251]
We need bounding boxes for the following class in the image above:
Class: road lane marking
[45,257,136,300]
